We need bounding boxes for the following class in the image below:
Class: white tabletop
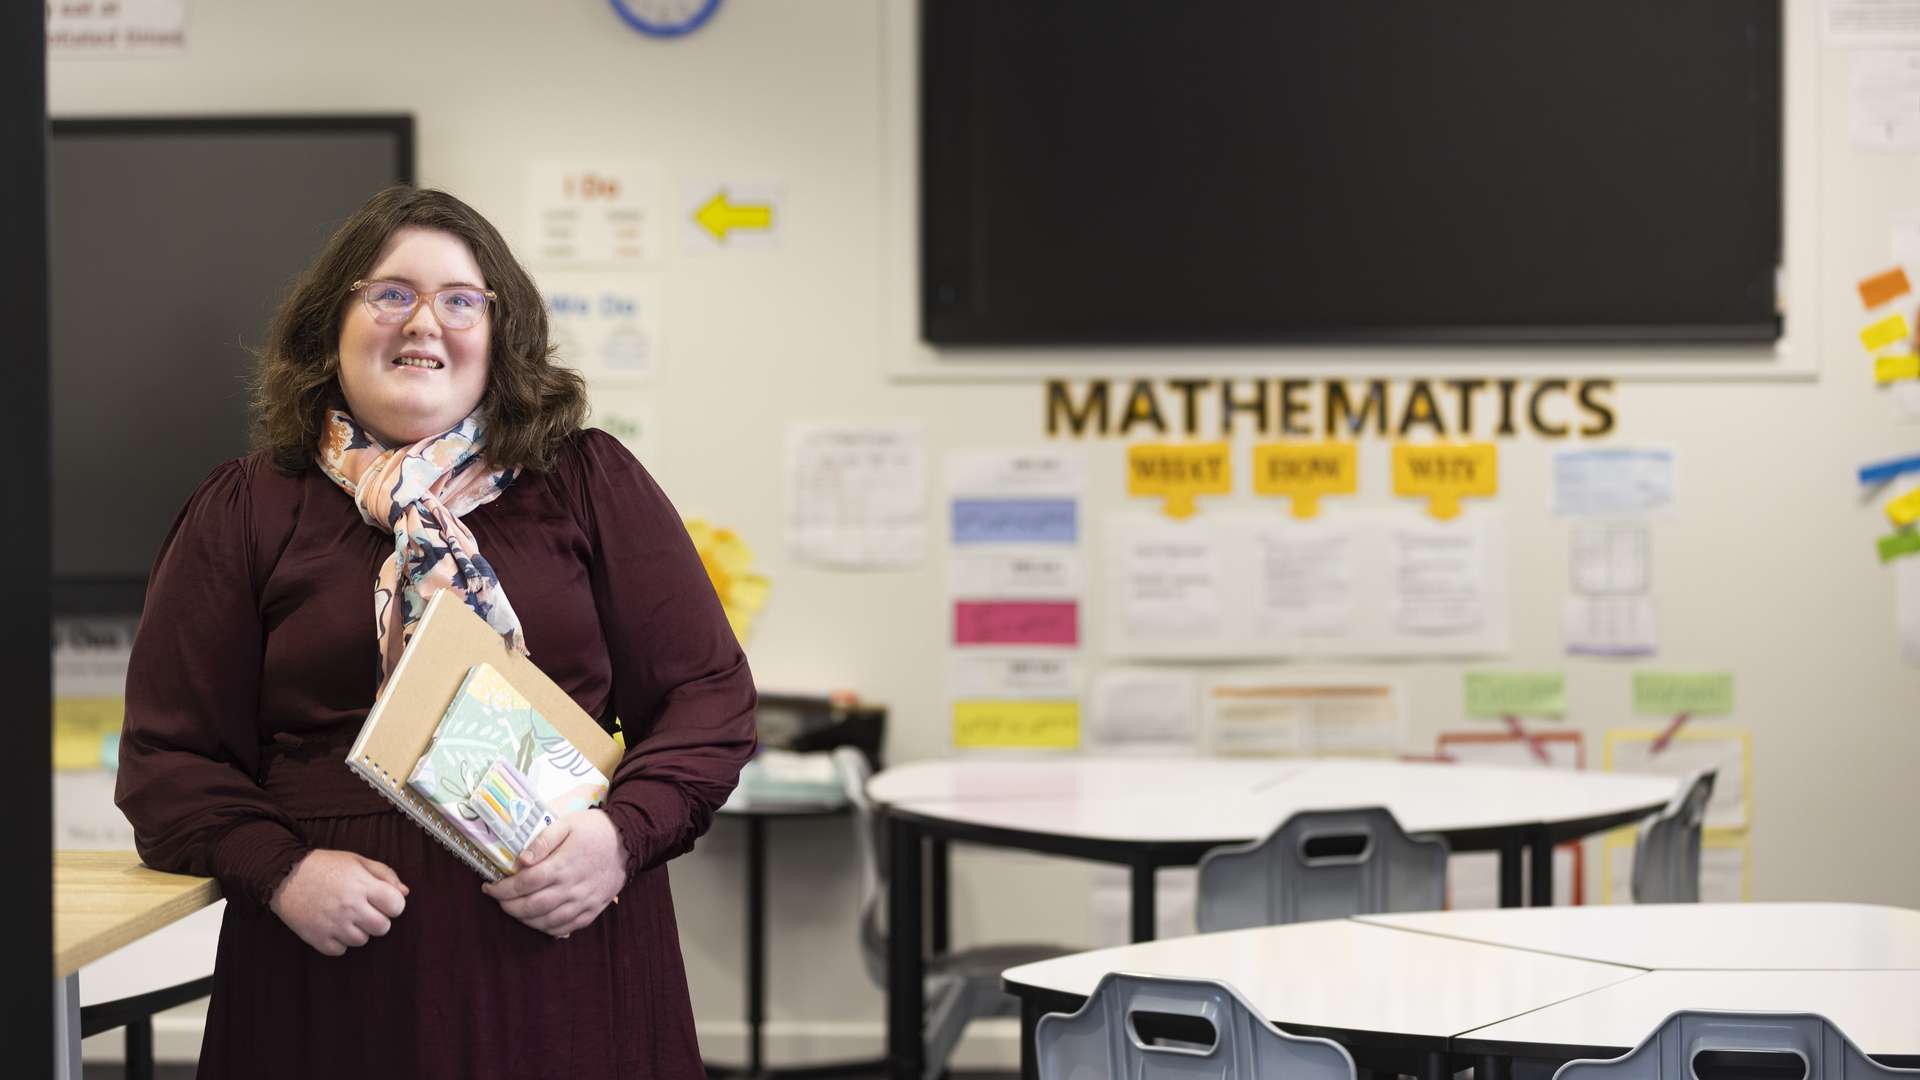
[870,756,1678,844]
[1001,919,1642,1044]
[1359,903,1920,970]
[1455,970,1920,1057]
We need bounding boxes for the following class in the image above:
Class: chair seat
[929,942,1071,980]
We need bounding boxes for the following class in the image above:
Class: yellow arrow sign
[694,190,773,242]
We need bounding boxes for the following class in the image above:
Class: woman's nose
[402,298,441,336]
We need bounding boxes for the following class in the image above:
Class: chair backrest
[1035,972,1356,1080]
[1195,806,1448,932]
[1631,768,1716,904]
[830,745,890,987]
[1553,1010,1920,1080]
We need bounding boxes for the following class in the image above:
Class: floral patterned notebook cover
[405,662,610,873]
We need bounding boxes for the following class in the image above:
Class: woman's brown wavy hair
[252,185,588,472]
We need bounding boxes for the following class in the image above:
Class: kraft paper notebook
[345,590,624,881]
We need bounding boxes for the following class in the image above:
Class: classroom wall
[50,0,1920,1067]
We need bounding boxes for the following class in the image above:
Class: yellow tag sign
[951,700,1080,749]
[53,696,123,770]
[1392,442,1498,520]
[1252,441,1358,519]
[1861,313,1911,353]
[1876,353,1920,384]
[1889,486,1920,528]
[1127,441,1232,519]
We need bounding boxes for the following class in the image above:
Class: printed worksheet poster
[784,424,926,568]
[1085,667,1202,753]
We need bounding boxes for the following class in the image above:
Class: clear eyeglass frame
[349,279,498,330]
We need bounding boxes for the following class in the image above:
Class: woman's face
[336,226,492,448]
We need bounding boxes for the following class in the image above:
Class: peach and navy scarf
[316,409,525,684]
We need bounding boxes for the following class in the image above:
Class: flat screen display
[921,1,1782,347]
[49,117,412,611]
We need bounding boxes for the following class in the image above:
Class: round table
[1001,903,1920,1080]
[870,755,1680,1080]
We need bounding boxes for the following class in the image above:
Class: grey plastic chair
[1035,971,1357,1080]
[1195,806,1448,932]
[1554,1010,1920,1080]
[1631,768,1716,904]
[832,748,1067,1080]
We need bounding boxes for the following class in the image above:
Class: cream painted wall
[52,0,1920,1067]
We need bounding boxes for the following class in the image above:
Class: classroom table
[1000,904,1920,1080]
[54,851,222,1080]
[871,755,1678,1080]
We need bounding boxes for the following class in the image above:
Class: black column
[885,815,925,1080]
[0,5,51,1078]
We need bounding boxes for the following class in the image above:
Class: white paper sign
[1086,668,1201,751]
[1564,595,1658,657]
[1610,732,1749,831]
[948,549,1083,599]
[947,655,1081,700]
[1553,448,1675,517]
[527,162,663,268]
[539,272,662,383]
[47,0,187,54]
[1115,520,1223,639]
[1570,521,1651,595]
[1392,522,1488,634]
[1852,51,1920,149]
[1829,0,1920,47]
[784,425,926,569]
[1202,677,1404,759]
[1252,520,1356,637]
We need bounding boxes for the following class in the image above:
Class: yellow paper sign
[1127,441,1232,519]
[53,696,124,770]
[951,700,1080,749]
[1876,353,1920,384]
[1252,441,1357,519]
[1861,313,1911,353]
[1889,486,1920,527]
[1392,442,1498,520]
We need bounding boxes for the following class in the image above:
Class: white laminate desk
[1000,904,1920,1080]
[872,756,1678,1080]
[1454,970,1920,1064]
[1360,902,1920,970]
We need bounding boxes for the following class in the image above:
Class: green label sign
[1465,672,1566,717]
[1632,672,1734,716]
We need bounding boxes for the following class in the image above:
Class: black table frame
[883,800,1667,1080]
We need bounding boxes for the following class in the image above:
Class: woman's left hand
[482,808,626,937]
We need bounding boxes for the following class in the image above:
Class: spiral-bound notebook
[345,590,624,881]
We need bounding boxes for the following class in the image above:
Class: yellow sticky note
[1127,441,1232,519]
[1861,313,1911,353]
[1392,442,1498,520]
[53,696,124,770]
[1876,353,1920,384]
[1252,441,1358,519]
[1888,486,1920,527]
[952,700,1080,749]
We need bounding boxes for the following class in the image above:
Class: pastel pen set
[467,757,555,871]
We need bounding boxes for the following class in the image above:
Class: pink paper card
[953,600,1079,646]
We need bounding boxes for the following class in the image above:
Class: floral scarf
[316,409,525,684]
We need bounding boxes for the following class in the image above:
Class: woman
[114,185,757,1078]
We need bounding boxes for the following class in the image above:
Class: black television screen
[49,116,412,613]
[921,0,1782,347]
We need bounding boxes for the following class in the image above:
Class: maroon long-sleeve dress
[114,428,757,1079]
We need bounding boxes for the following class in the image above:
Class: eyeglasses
[349,279,497,331]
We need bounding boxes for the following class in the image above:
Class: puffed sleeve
[115,459,310,914]
[567,430,757,874]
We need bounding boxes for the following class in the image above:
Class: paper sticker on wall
[1128,442,1232,518]
[1252,441,1357,519]
[951,500,1077,544]
[951,699,1080,749]
[1202,677,1405,758]
[1553,448,1675,517]
[539,272,662,383]
[784,424,927,569]
[1887,485,1920,527]
[1876,354,1920,384]
[527,161,663,268]
[684,181,781,252]
[1632,671,1734,716]
[1862,312,1911,353]
[53,697,123,771]
[953,600,1079,646]
[1086,668,1201,752]
[948,549,1083,598]
[1392,442,1497,520]
[1860,266,1913,309]
[1464,671,1566,718]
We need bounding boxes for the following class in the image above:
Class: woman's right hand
[267,849,409,957]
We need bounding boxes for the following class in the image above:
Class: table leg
[928,836,950,956]
[1527,828,1555,907]
[1019,996,1044,1080]
[126,1017,154,1080]
[1481,1054,1512,1080]
[746,813,767,1076]
[1422,1049,1450,1080]
[1498,835,1524,908]
[54,974,80,1080]
[1130,861,1158,943]
[887,814,926,1080]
